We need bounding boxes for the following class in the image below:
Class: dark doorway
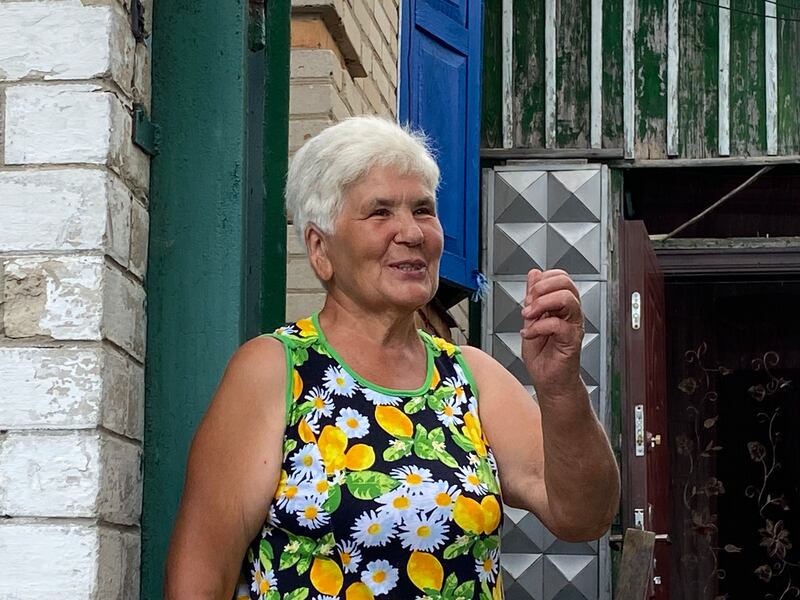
[665,277,800,600]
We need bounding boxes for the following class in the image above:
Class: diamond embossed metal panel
[484,165,609,600]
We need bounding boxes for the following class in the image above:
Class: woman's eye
[371,209,390,217]
[415,207,435,216]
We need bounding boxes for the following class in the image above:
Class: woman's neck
[317,296,422,351]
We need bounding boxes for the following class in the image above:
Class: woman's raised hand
[519,269,585,401]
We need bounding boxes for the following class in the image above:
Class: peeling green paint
[602,0,624,148]
[513,0,545,147]
[555,0,591,147]
[481,0,503,148]
[777,4,800,154]
[730,0,766,155]
[678,0,718,157]
[634,0,667,158]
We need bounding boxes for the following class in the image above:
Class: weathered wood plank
[555,0,591,147]
[602,0,623,148]
[677,0,718,158]
[729,0,766,155]
[614,528,656,600]
[719,0,730,155]
[777,2,800,155]
[481,0,503,148]
[765,1,777,155]
[512,0,545,147]
[634,0,668,158]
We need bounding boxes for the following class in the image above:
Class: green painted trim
[263,333,295,418]
[481,0,503,148]
[730,0,767,155]
[141,1,249,597]
[454,352,481,402]
[262,0,290,331]
[312,312,435,396]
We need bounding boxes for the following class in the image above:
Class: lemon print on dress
[407,551,445,592]
[310,557,343,596]
[375,405,414,438]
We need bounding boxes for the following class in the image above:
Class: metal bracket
[634,508,645,529]
[631,291,641,330]
[133,104,160,157]
[635,404,645,456]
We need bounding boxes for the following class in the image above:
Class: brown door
[620,219,670,599]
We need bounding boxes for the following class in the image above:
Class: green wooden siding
[634,0,667,158]
[480,0,800,159]
[556,0,591,147]
[513,0,545,147]
[677,0,718,158]
[602,0,624,148]
[777,4,800,155]
[730,0,766,155]
[481,0,503,148]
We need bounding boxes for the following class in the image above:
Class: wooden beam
[623,0,635,158]
[765,0,778,155]
[667,0,679,156]
[609,155,800,168]
[545,0,557,148]
[502,0,513,148]
[591,0,603,148]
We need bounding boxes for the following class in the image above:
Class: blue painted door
[399,0,482,290]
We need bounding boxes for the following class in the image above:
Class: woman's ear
[305,225,334,282]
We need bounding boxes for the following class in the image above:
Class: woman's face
[316,165,444,314]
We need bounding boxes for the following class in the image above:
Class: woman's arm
[164,336,288,599]
[462,269,619,541]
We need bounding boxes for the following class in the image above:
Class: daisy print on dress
[323,365,356,397]
[352,509,396,547]
[400,513,449,551]
[337,539,362,574]
[361,559,399,596]
[242,320,505,600]
[362,387,402,406]
[335,407,370,439]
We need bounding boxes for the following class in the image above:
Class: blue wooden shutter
[399,0,482,290]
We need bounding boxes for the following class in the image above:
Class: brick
[129,198,149,280]
[287,224,307,255]
[97,527,141,600]
[0,523,98,597]
[360,40,374,74]
[1,257,145,359]
[383,0,398,32]
[289,118,332,154]
[98,433,142,524]
[287,255,323,290]
[0,4,134,92]
[132,40,151,111]
[0,430,140,523]
[340,75,365,114]
[3,255,104,341]
[331,87,352,120]
[291,48,342,91]
[286,292,325,322]
[290,82,336,117]
[0,169,132,265]
[0,344,143,438]
[373,0,393,46]
[103,265,146,361]
[4,84,150,197]
[340,3,363,63]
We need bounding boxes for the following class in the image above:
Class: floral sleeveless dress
[237,314,504,600]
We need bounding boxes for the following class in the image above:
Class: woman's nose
[394,213,424,245]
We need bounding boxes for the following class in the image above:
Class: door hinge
[631,291,641,330]
[133,104,160,157]
[131,0,146,42]
[635,404,645,456]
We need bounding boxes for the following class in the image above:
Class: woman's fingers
[522,289,582,323]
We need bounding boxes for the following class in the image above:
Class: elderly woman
[165,117,619,600]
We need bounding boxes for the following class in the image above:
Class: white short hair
[285,116,440,242]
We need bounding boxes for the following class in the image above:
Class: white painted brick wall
[0,0,149,596]
[0,523,140,599]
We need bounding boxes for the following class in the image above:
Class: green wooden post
[141,1,249,596]
[262,0,290,332]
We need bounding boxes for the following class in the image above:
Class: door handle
[608,533,671,550]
